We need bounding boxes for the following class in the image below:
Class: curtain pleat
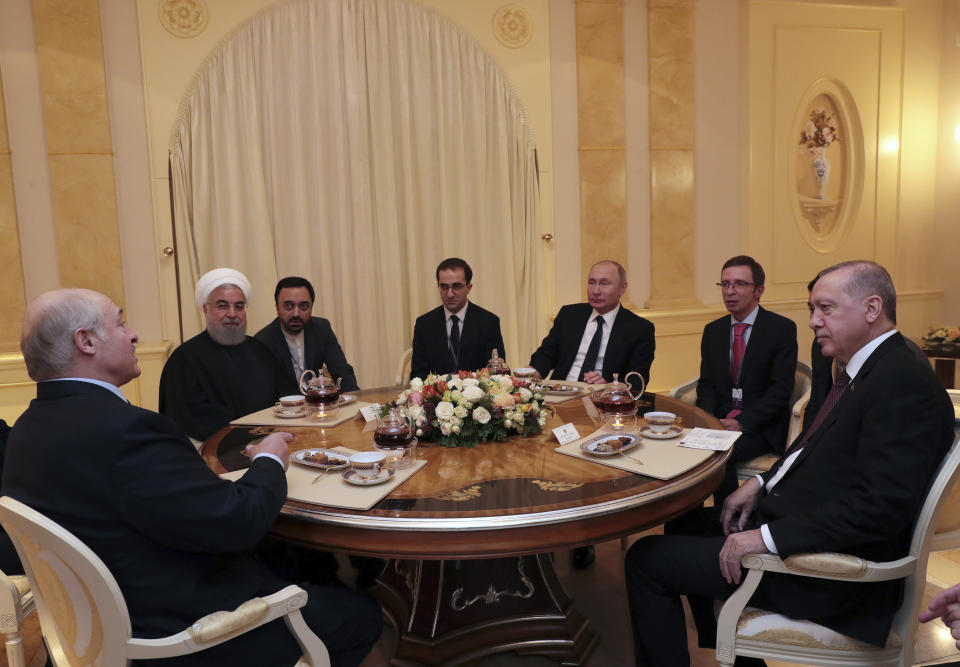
[169,0,540,387]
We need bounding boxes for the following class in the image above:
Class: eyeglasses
[716,281,755,290]
[438,283,467,293]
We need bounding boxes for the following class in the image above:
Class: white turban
[195,268,252,307]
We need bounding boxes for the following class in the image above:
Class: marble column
[576,0,628,286]
[0,80,27,349]
[32,0,124,304]
[646,0,698,308]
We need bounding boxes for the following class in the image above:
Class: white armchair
[0,566,35,667]
[0,497,330,667]
[715,425,960,667]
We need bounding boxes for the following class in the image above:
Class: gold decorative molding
[158,0,209,39]
[493,5,532,49]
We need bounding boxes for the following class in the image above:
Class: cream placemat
[221,448,426,510]
[541,380,593,404]
[230,400,371,428]
[555,428,714,480]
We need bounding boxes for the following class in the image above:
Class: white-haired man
[159,268,297,440]
[4,288,381,666]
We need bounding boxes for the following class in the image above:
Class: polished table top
[201,387,728,559]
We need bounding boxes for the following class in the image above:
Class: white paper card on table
[678,427,742,451]
[359,403,381,423]
[552,423,581,445]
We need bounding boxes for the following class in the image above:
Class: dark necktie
[448,315,460,369]
[579,316,605,381]
[794,371,851,449]
[730,322,749,383]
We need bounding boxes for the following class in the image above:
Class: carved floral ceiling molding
[158,0,209,39]
[493,5,532,48]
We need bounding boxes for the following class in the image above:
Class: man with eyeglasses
[696,255,797,503]
[160,268,297,440]
[410,257,505,379]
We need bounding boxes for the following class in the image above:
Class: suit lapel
[709,318,732,389]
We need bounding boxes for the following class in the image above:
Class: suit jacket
[255,317,359,391]
[528,303,655,390]
[410,302,505,379]
[2,381,291,664]
[696,306,797,454]
[750,333,954,645]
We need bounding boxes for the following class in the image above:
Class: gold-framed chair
[0,567,35,667]
[0,497,330,666]
[395,347,413,385]
[715,425,960,667]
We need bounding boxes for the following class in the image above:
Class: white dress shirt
[565,305,620,382]
[758,329,898,553]
[283,329,306,381]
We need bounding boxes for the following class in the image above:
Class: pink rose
[408,390,423,406]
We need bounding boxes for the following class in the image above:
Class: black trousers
[713,432,775,506]
[625,507,745,667]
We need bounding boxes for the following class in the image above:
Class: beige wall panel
[748,4,904,302]
[576,1,624,148]
[648,3,693,147]
[32,0,112,153]
[48,154,124,304]
[0,157,26,351]
[649,150,695,303]
[579,149,627,269]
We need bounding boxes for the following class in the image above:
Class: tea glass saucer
[342,468,395,486]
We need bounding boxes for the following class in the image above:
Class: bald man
[159,268,297,440]
[4,288,381,666]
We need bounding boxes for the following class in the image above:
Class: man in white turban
[159,268,297,440]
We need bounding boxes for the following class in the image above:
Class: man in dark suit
[625,261,954,667]
[696,255,797,502]
[529,260,655,392]
[410,257,505,379]
[529,259,655,569]
[255,276,359,391]
[4,288,380,666]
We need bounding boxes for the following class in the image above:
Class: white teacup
[275,395,306,414]
[349,451,386,479]
[512,366,537,382]
[645,411,677,433]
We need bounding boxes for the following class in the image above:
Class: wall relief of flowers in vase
[799,108,840,200]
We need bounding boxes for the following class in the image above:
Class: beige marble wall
[32,0,124,305]
[646,0,696,307]
[576,0,628,284]
[0,81,27,352]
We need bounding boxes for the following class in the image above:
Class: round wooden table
[202,388,727,666]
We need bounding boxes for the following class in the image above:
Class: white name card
[552,423,581,445]
[359,404,381,423]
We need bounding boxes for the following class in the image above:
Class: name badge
[731,387,743,409]
[552,423,581,445]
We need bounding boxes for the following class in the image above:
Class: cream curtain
[169,0,540,387]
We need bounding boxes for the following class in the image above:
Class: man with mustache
[159,268,297,441]
[255,276,358,392]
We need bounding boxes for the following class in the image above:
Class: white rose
[416,428,423,436]
[513,412,525,425]
[462,377,480,387]
[450,390,463,403]
[452,425,460,434]
[463,401,473,410]
[454,405,468,419]
[462,385,484,402]
[495,375,514,391]
[472,406,491,424]
[518,387,532,402]
[447,377,462,390]
[504,419,513,428]
[440,422,452,435]
[409,377,424,391]
[408,405,424,422]
[435,401,455,420]
[396,391,409,404]
[452,417,462,427]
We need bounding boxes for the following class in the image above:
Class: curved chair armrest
[791,389,811,418]
[741,552,917,582]
[127,585,308,659]
[669,377,699,402]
